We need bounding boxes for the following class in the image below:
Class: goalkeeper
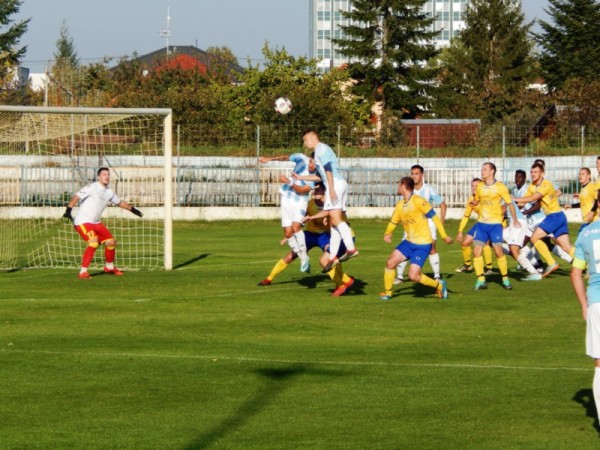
[62,167,143,279]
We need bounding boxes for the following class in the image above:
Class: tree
[535,0,600,91]
[236,44,370,132]
[434,0,536,123]
[0,0,29,84]
[333,0,438,120]
[53,20,79,68]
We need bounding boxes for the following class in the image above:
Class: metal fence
[175,123,600,161]
[1,125,599,209]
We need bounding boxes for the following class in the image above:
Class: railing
[2,158,590,208]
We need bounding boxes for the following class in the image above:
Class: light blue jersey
[414,183,443,206]
[574,221,600,305]
[280,153,314,201]
[514,182,544,221]
[314,142,343,189]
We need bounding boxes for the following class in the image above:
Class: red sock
[105,247,115,264]
[82,246,97,268]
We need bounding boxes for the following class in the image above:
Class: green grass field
[1,219,599,449]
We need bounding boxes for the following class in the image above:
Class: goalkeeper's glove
[62,207,73,224]
[130,206,143,218]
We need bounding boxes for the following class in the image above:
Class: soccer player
[62,167,143,279]
[455,177,494,274]
[380,177,453,301]
[298,129,357,273]
[503,170,543,281]
[513,162,574,278]
[564,167,598,232]
[257,183,355,297]
[258,153,315,273]
[570,196,600,428]
[395,164,446,284]
[470,162,520,290]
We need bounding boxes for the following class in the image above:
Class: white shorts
[527,214,544,235]
[503,218,529,247]
[280,197,307,228]
[586,303,600,359]
[323,177,348,212]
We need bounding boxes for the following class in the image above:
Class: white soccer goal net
[0,106,173,271]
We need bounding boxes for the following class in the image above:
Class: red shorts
[75,223,114,244]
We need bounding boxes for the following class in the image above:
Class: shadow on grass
[174,254,211,270]
[184,365,347,449]
[573,388,600,436]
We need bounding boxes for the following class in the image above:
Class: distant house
[124,45,245,83]
[401,119,481,148]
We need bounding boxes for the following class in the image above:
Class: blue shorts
[304,232,350,258]
[467,223,478,237]
[473,223,503,245]
[539,211,569,238]
[396,240,432,268]
[305,231,329,252]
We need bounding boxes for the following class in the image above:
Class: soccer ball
[274,97,292,115]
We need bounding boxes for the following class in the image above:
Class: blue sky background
[16,0,550,73]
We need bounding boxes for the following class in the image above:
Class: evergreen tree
[434,0,535,123]
[535,0,600,91]
[0,0,29,81]
[333,0,438,119]
[54,20,79,68]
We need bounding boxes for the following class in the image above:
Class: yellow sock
[497,254,508,277]
[534,240,556,266]
[329,264,344,286]
[267,259,288,281]
[461,245,472,266]
[474,256,485,281]
[483,245,493,269]
[419,273,440,290]
[384,268,395,295]
[341,273,351,284]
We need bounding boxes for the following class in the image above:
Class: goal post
[0,105,173,271]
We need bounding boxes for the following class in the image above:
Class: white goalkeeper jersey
[74,181,121,226]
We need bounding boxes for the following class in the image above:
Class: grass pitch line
[5,349,589,373]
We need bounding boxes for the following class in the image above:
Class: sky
[15,0,551,74]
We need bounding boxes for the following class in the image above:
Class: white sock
[293,231,309,263]
[329,227,342,260]
[287,236,300,255]
[79,267,88,274]
[517,252,537,275]
[429,252,441,278]
[336,221,355,251]
[529,246,541,264]
[553,245,573,263]
[396,260,407,278]
[105,262,114,270]
[594,367,600,422]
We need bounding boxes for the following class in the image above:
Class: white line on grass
[4,349,589,373]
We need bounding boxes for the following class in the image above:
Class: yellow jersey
[474,180,512,224]
[305,200,328,234]
[458,194,483,232]
[385,194,435,245]
[579,181,599,223]
[525,179,561,215]
[304,200,351,234]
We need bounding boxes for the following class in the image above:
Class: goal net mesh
[0,108,170,271]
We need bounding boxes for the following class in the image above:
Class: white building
[309,0,519,72]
